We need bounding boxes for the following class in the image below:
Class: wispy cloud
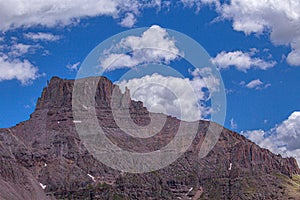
[24,32,61,42]
[180,0,220,13]
[240,79,271,90]
[8,43,41,57]
[230,118,237,130]
[246,79,263,89]
[67,62,80,71]
[119,13,136,28]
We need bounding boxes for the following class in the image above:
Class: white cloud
[0,38,43,85]
[8,43,40,57]
[230,118,237,130]
[190,67,220,94]
[100,25,182,70]
[287,38,300,66]
[181,0,203,12]
[1,0,300,67]
[214,0,300,66]
[242,112,300,165]
[241,79,271,90]
[67,62,80,71]
[0,40,41,84]
[0,55,39,84]
[9,43,32,56]
[24,32,61,42]
[0,0,162,31]
[119,13,136,28]
[0,41,41,60]
[180,0,220,12]
[116,68,220,121]
[245,79,263,89]
[212,50,276,72]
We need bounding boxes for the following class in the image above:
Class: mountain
[0,76,299,200]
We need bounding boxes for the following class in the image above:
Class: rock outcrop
[0,76,299,199]
[0,129,51,200]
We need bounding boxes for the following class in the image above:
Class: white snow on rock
[87,174,96,182]
[186,187,193,196]
[39,183,46,190]
[229,163,232,171]
[82,105,88,110]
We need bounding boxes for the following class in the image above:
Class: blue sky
[0,0,300,163]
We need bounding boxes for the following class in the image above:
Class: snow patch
[82,105,88,110]
[73,120,82,123]
[87,174,96,182]
[228,163,232,171]
[39,183,46,190]
[186,187,193,196]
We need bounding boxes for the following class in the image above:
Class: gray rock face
[0,76,299,199]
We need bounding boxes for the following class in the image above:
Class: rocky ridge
[0,76,299,199]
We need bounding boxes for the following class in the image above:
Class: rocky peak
[36,76,74,110]
[35,76,121,110]
[35,76,147,118]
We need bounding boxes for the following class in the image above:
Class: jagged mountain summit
[0,76,299,200]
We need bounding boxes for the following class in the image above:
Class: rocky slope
[0,76,299,199]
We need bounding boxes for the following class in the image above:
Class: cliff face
[0,76,299,200]
[0,129,51,200]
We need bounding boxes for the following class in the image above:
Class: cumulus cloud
[214,0,300,66]
[0,0,161,30]
[116,68,220,121]
[0,55,39,84]
[0,36,44,84]
[0,39,42,84]
[212,50,276,72]
[100,25,182,70]
[242,112,300,165]
[24,32,61,42]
